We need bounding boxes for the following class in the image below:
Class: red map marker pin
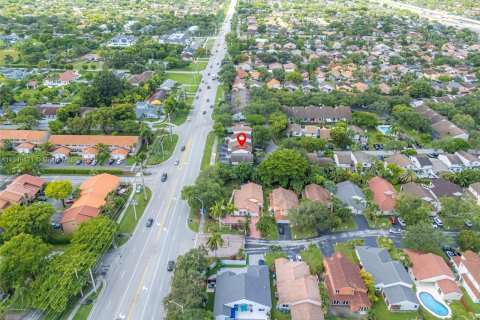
[237,133,246,146]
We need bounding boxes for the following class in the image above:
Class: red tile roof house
[221,182,264,238]
[404,249,462,302]
[269,187,299,223]
[302,183,331,207]
[367,176,397,214]
[324,253,371,314]
[451,250,480,303]
[274,258,324,320]
[0,174,45,209]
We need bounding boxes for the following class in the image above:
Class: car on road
[108,158,115,165]
[181,145,185,151]
[174,159,179,165]
[187,117,191,121]
[465,220,473,228]
[210,65,213,68]
[397,217,406,227]
[206,98,210,102]
[75,159,82,165]
[135,185,142,193]
[296,254,302,261]
[210,104,214,108]
[37,195,47,201]
[207,85,211,89]
[195,96,199,99]
[434,217,443,227]
[389,228,402,234]
[146,218,154,227]
[278,226,284,234]
[51,222,61,229]
[203,110,206,115]
[167,260,175,271]
[161,173,168,182]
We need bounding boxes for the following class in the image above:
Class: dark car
[55,158,62,164]
[278,226,285,234]
[161,173,168,182]
[427,152,439,158]
[108,158,115,165]
[37,195,47,201]
[75,159,82,165]
[203,110,207,115]
[181,145,185,151]
[146,218,154,227]
[327,144,334,150]
[167,260,175,271]
[51,222,61,229]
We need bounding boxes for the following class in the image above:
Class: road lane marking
[156,189,175,241]
[126,266,149,320]
[107,299,111,309]
[120,271,125,279]
[177,136,191,170]
[132,247,136,254]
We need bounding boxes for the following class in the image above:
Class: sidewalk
[116,186,136,224]
[66,277,104,320]
[210,136,218,166]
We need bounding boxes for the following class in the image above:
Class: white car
[296,254,302,261]
[187,117,191,121]
[116,158,123,165]
[397,217,406,227]
[434,217,443,227]
[174,160,179,165]
[389,228,402,235]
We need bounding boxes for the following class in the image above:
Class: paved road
[88,2,237,319]
[372,0,480,33]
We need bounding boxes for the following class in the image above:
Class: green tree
[92,70,123,106]
[256,214,273,238]
[433,137,470,153]
[257,149,309,187]
[0,233,51,290]
[252,125,272,147]
[48,120,64,134]
[246,114,267,126]
[360,269,379,303]
[404,222,444,253]
[269,112,288,136]
[351,112,378,128]
[284,71,303,83]
[92,107,114,133]
[0,202,55,241]
[206,232,224,255]
[45,180,72,207]
[232,163,254,182]
[293,137,326,152]
[330,126,351,147]
[458,230,480,252]
[289,200,339,232]
[409,80,434,98]
[395,193,430,225]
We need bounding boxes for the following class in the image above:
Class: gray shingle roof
[335,181,366,211]
[383,285,419,304]
[214,266,271,317]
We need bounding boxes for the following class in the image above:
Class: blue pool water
[377,125,393,135]
[419,292,449,317]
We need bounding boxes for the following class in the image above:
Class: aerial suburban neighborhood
[0,0,479,319]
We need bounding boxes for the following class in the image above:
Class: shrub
[49,233,72,245]
[40,168,127,175]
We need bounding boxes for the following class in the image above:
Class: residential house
[414,105,468,140]
[0,130,49,148]
[233,182,263,216]
[274,258,324,320]
[409,155,435,178]
[451,251,480,304]
[51,147,71,161]
[303,125,319,137]
[60,174,120,233]
[231,89,250,121]
[48,135,141,155]
[455,150,480,168]
[282,106,352,123]
[286,124,302,137]
[319,127,331,140]
[302,183,331,207]
[36,105,60,123]
[269,188,298,223]
[429,178,463,199]
[26,80,39,89]
[107,35,137,46]
[214,266,272,320]
[356,246,419,311]
[400,182,439,214]
[367,177,397,214]
[324,253,371,313]
[110,148,130,161]
[15,142,35,154]
[82,147,99,160]
[438,154,464,172]
[267,79,281,89]
[128,71,154,86]
[334,152,352,169]
[44,70,80,87]
[385,154,415,170]
[404,250,462,301]
[227,128,254,165]
[0,174,45,209]
[467,182,480,205]
[335,181,366,214]
[135,102,162,120]
[351,152,373,171]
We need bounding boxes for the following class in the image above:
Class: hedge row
[40,168,129,176]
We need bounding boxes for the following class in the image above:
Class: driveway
[277,223,291,240]
[353,215,370,230]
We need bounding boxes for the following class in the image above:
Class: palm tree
[206,232,224,256]
[209,201,226,228]
[243,213,252,236]
[399,169,418,183]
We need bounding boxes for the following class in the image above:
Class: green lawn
[204,38,215,51]
[291,225,317,239]
[165,72,202,85]
[188,209,200,232]
[333,239,365,264]
[200,131,216,170]
[215,84,224,105]
[331,216,357,232]
[171,109,189,126]
[265,252,287,270]
[0,49,19,64]
[371,298,421,320]
[169,61,207,72]
[72,283,104,320]
[366,215,391,229]
[66,155,82,165]
[460,287,480,314]
[300,244,323,275]
[13,88,41,100]
[270,273,292,320]
[205,292,215,313]
[204,219,243,235]
[146,134,178,165]
[262,216,279,240]
[118,187,152,235]
[366,128,394,146]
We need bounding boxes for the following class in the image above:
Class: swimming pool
[377,125,394,136]
[419,292,449,317]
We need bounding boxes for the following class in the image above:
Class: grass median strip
[118,187,153,240]
[146,134,178,165]
[201,131,216,170]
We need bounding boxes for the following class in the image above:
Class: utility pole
[89,268,97,293]
[132,199,138,220]
[168,113,173,142]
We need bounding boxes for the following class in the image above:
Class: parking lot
[42,157,129,169]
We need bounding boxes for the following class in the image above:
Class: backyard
[333,239,365,264]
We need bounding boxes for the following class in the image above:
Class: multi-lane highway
[372,0,480,33]
[88,1,237,319]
